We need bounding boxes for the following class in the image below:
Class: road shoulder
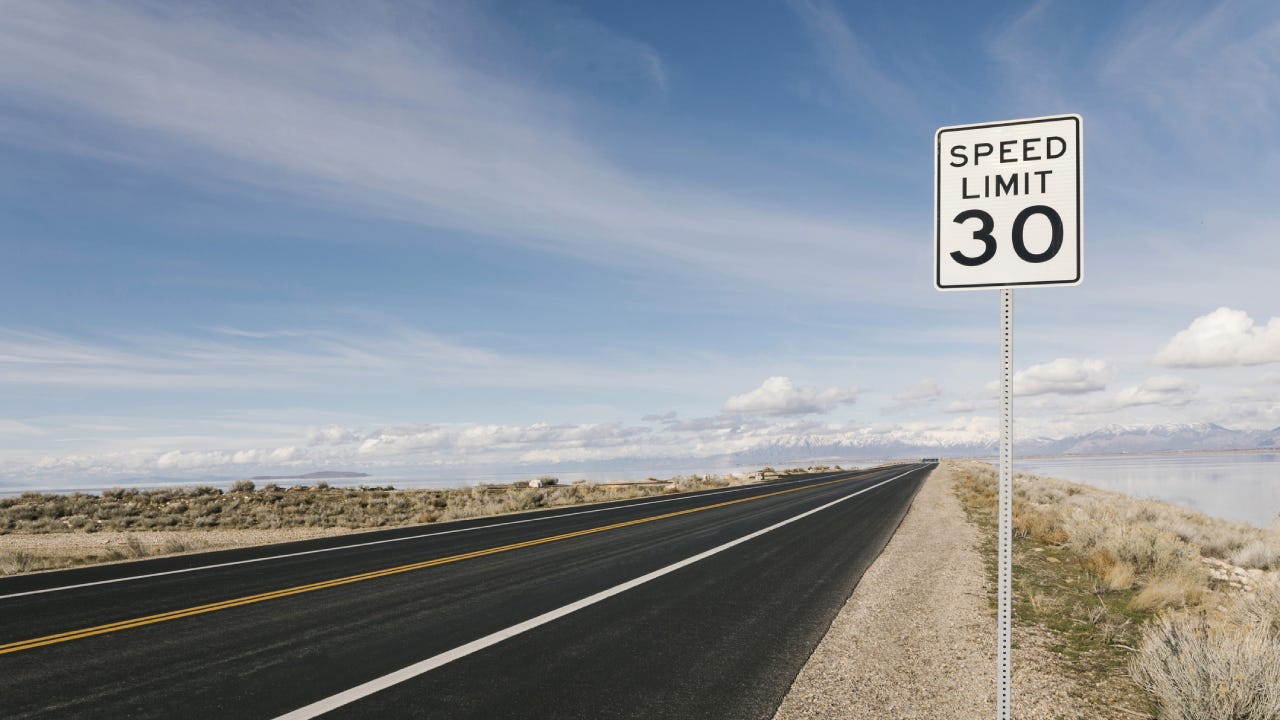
[772,462,995,719]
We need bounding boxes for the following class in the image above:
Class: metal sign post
[934,114,1082,720]
[997,288,1013,717]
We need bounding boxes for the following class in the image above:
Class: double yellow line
[1,471,869,656]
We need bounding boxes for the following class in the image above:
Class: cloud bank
[14,414,995,484]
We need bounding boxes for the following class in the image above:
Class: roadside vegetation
[0,473,754,575]
[952,460,1280,719]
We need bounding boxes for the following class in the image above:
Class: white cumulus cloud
[308,425,367,447]
[882,378,943,414]
[1114,375,1198,408]
[1008,358,1113,396]
[723,376,858,417]
[1156,307,1280,368]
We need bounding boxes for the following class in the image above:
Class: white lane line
[273,465,924,720]
[0,470,879,601]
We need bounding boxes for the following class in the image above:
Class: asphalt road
[0,462,934,719]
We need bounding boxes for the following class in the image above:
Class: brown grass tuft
[1128,570,1207,612]
[1232,539,1280,571]
[1103,561,1136,591]
[1012,499,1069,544]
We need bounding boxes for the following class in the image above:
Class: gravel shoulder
[774,462,1103,719]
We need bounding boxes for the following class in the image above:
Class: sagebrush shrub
[1133,593,1280,720]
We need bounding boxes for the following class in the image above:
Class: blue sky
[2,0,1280,486]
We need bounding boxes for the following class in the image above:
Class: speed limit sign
[934,114,1081,290]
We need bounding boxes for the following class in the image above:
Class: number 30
[951,205,1063,266]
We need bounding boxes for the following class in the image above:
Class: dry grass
[0,472,757,575]
[0,532,208,573]
[1012,499,1070,544]
[952,461,1155,714]
[0,550,36,575]
[957,461,1232,611]
[1129,572,1207,613]
[0,528,358,575]
[1233,539,1280,571]
[952,459,1280,719]
[1103,560,1137,592]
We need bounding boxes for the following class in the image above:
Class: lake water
[1014,452,1280,529]
[0,460,786,498]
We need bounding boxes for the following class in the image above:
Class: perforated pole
[997,288,1013,719]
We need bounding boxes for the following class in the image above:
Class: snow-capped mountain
[1027,423,1280,456]
[725,423,1280,463]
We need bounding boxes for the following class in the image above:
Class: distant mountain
[1026,423,1278,455]
[721,423,1280,464]
[249,471,370,481]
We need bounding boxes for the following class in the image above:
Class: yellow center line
[0,471,876,656]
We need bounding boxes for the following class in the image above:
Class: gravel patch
[774,463,1105,719]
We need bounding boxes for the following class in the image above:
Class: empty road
[0,462,934,719]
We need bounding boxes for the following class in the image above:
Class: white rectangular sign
[935,114,1082,290]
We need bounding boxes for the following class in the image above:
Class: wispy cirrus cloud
[0,324,684,392]
[1094,1,1280,152]
[0,420,45,438]
[0,1,901,297]
[786,0,919,118]
[537,8,669,96]
[990,0,1280,189]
